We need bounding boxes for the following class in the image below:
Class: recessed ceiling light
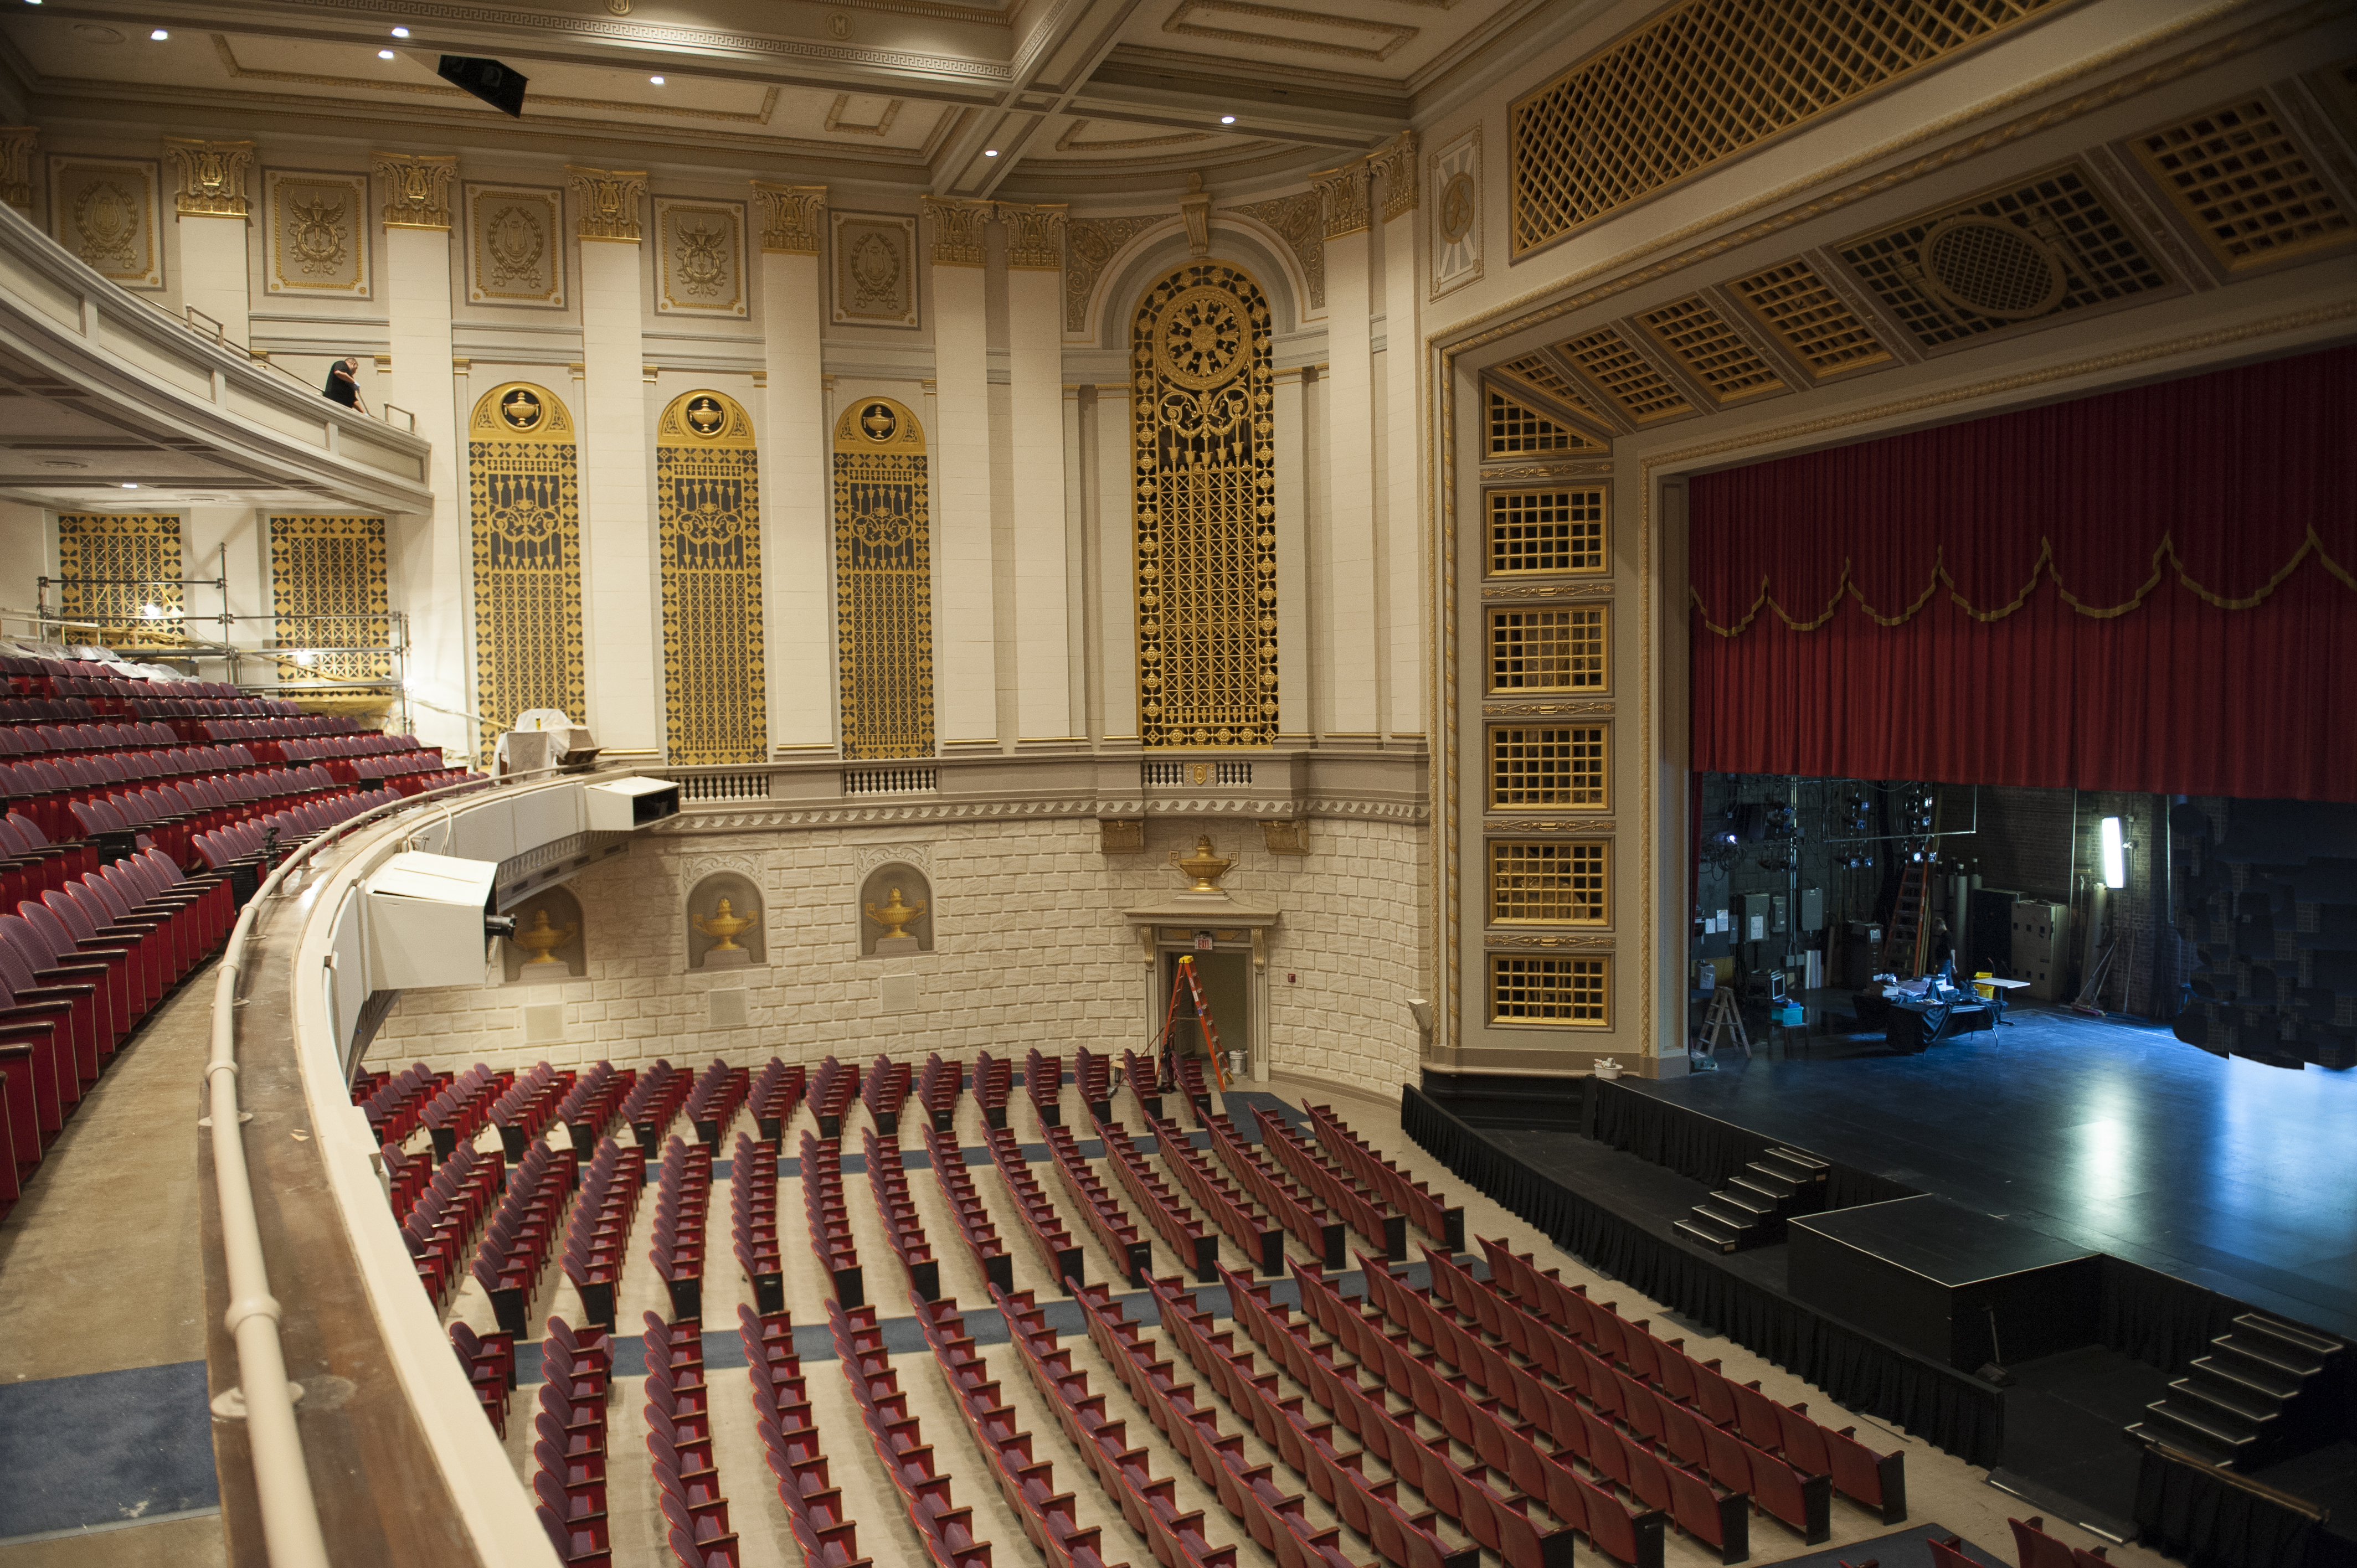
[148,26,167,39]
[649,74,663,84]
[390,25,409,35]
[984,148,998,157]
[378,48,395,58]
[1220,115,1236,125]
[121,482,140,489]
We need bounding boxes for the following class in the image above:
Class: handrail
[205,765,567,1564]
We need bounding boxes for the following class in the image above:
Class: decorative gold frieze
[373,152,455,230]
[0,126,34,214]
[163,137,253,218]
[922,195,991,266]
[566,166,647,243]
[833,396,935,759]
[1313,163,1368,240]
[1371,131,1418,221]
[752,182,826,254]
[656,390,766,765]
[999,200,1068,270]
[1066,214,1162,332]
[1133,261,1279,749]
[1228,192,1324,309]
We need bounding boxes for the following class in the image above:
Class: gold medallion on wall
[656,389,766,765]
[1131,262,1277,748]
[832,395,934,759]
[467,382,585,761]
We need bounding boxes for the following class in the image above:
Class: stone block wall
[369,811,1428,1098]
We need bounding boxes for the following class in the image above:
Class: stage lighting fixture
[438,54,528,116]
[2100,816,2126,888]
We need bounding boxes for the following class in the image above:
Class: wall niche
[686,871,766,969]
[857,863,934,957]
[502,886,586,982]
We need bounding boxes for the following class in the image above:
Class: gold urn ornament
[691,896,760,952]
[864,887,927,941]
[1170,835,1233,893]
[512,907,578,965]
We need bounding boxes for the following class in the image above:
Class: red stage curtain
[1690,345,2357,801]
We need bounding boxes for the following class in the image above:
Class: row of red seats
[1074,1045,1114,1120]
[619,1059,691,1149]
[398,1140,505,1307]
[827,1297,990,1568]
[0,812,96,918]
[800,1130,863,1309]
[193,791,401,878]
[646,1311,740,1568]
[536,1314,617,1566]
[488,1062,574,1158]
[449,1321,516,1438]
[1084,1275,1418,1568]
[650,1136,713,1323]
[2010,1515,2111,1568]
[4,744,297,840]
[1207,1107,1345,1268]
[554,1062,632,1154]
[1022,1046,1064,1128]
[981,1121,1083,1294]
[0,719,184,756]
[858,1054,909,1136]
[916,1051,960,1133]
[1153,1271,1490,1568]
[1175,1055,1216,1125]
[1129,1074,1284,1276]
[1307,1101,1464,1249]
[560,1138,647,1332]
[862,1127,940,1303]
[1013,1284,1247,1568]
[421,1062,511,1158]
[191,714,366,741]
[730,1132,784,1316]
[1095,1118,1219,1283]
[1042,1121,1151,1288]
[744,1306,873,1568]
[1478,1239,1907,1525]
[970,1051,1010,1131]
[1256,1105,1408,1261]
[359,1061,452,1148]
[273,732,424,763]
[0,846,233,1210]
[922,1121,1012,1296]
[76,766,375,864]
[750,1060,805,1143]
[686,1059,747,1147]
[1267,1260,1653,1568]
[808,1055,858,1139]
[469,1137,580,1338]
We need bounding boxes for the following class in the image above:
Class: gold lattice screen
[56,513,183,644]
[1509,0,2065,254]
[1132,262,1277,747]
[269,514,390,682]
[833,396,935,760]
[656,390,767,765]
[467,382,586,761]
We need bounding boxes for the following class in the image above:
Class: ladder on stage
[1881,858,1933,977]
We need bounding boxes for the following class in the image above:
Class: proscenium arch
[655,387,765,764]
[1131,259,1278,749]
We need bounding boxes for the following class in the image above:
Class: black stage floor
[1643,1003,2357,1340]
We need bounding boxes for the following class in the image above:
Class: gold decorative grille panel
[1496,354,1610,429]
[2129,99,2351,271]
[1488,488,1607,576]
[657,390,766,765]
[1559,328,1692,423]
[467,382,586,762]
[1486,388,1603,456]
[56,513,182,643]
[1509,0,2064,253]
[1490,955,1609,1025]
[1490,840,1608,925]
[1726,260,1892,378]
[1838,164,2170,350]
[269,514,390,682]
[1489,724,1608,809]
[1133,262,1278,749]
[1637,297,1785,405]
[835,396,935,760]
[1489,606,1606,691]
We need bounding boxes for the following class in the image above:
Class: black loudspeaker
[437,55,528,117]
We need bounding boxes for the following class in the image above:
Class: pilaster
[1315,162,1379,736]
[1271,367,1311,740]
[924,195,997,749]
[1375,132,1424,741]
[1093,383,1138,741]
[164,137,255,348]
[0,127,36,214]
[1002,202,1074,745]
[753,182,832,754]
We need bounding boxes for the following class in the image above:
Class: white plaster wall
[369,813,1428,1098]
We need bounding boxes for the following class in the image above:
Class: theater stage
[1629,1005,2357,1342]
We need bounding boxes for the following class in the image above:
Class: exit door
[1161,950,1251,1063]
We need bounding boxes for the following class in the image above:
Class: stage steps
[1672,1144,1829,1254]
[2126,1311,2348,1469]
